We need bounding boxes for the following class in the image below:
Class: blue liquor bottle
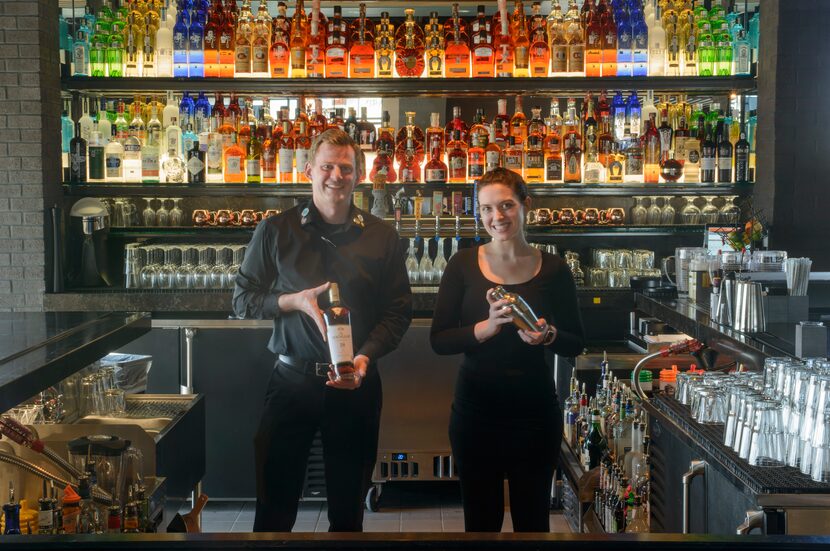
[630,7,648,77]
[188,12,205,77]
[179,91,196,132]
[173,10,190,77]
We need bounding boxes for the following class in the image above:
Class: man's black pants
[253,360,381,532]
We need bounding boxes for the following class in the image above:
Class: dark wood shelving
[61,75,757,97]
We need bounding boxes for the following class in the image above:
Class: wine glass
[142,197,156,226]
[660,196,676,225]
[169,198,183,226]
[139,246,162,289]
[156,199,170,227]
[680,195,702,225]
[432,237,449,282]
[720,195,741,225]
[646,196,662,225]
[210,246,228,289]
[157,246,181,289]
[405,238,420,284]
[418,238,434,285]
[631,196,648,225]
[701,195,720,225]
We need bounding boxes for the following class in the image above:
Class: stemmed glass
[225,245,246,289]
[680,195,702,225]
[192,246,214,289]
[139,246,162,288]
[157,246,181,289]
[646,196,662,225]
[418,238,434,285]
[210,246,229,289]
[720,195,741,225]
[156,199,170,227]
[176,247,198,289]
[432,237,449,281]
[142,198,156,227]
[660,196,676,225]
[701,195,720,225]
[631,196,648,225]
[448,237,459,260]
[169,198,183,227]
[406,238,420,284]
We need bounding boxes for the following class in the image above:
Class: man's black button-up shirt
[232,201,413,364]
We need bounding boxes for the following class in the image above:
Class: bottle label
[568,43,585,71]
[235,46,250,72]
[188,155,205,176]
[552,45,568,72]
[141,147,160,177]
[207,143,223,173]
[425,168,447,183]
[546,157,562,181]
[504,153,521,170]
[525,152,543,169]
[278,147,294,173]
[88,145,105,179]
[718,156,732,170]
[105,153,123,177]
[701,156,715,171]
[449,156,466,172]
[246,159,260,177]
[327,324,354,365]
[252,45,269,72]
[226,155,242,175]
[485,150,501,170]
[295,149,309,171]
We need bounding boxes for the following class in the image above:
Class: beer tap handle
[434,215,441,241]
[414,218,421,242]
[474,216,481,242]
[455,215,461,240]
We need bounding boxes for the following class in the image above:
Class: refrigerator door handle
[682,459,707,534]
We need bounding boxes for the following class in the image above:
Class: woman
[430,168,585,532]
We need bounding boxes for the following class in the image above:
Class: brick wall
[0,0,60,311]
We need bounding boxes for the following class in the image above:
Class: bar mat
[651,393,830,494]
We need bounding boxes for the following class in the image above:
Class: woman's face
[478,183,529,242]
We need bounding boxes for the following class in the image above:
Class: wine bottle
[323,282,355,381]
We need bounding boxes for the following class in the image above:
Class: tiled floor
[191,482,572,534]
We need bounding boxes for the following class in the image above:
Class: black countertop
[0,311,151,412]
[635,294,797,369]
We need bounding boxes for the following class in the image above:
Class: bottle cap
[328,282,341,304]
[62,485,81,505]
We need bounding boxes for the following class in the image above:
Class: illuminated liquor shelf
[62,183,752,198]
[61,75,758,97]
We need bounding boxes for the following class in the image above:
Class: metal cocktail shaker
[489,286,541,332]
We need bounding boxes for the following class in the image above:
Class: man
[233,129,412,532]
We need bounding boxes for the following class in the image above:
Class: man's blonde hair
[307,128,366,177]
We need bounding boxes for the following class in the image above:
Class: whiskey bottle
[349,3,375,78]
[445,106,469,147]
[425,12,445,78]
[374,11,395,78]
[447,130,468,183]
[562,99,582,183]
[503,136,523,176]
[642,113,660,184]
[269,24,290,77]
[485,125,502,172]
[510,96,528,146]
[325,6,348,78]
[564,0,584,74]
[547,0,567,74]
[512,0,531,77]
[324,282,355,381]
[494,0,514,77]
[445,4,470,78]
[357,107,376,152]
[543,105,563,183]
[289,0,308,77]
[399,130,421,183]
[306,0,325,77]
[218,1,235,77]
[471,4,495,78]
[468,129,487,180]
[529,18,550,77]
[395,111,425,166]
[424,142,448,184]
[524,134,544,183]
[426,112,445,158]
[395,8,425,77]
[234,2,253,76]
[599,0,617,77]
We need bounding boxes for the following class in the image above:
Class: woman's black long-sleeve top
[430,247,585,422]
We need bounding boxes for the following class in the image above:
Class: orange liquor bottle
[306,0,326,78]
[494,0,514,77]
[251,1,272,77]
[424,142,448,184]
[395,111,425,166]
[376,110,395,154]
[485,125,502,172]
[468,109,489,152]
[374,11,395,78]
[584,3,602,77]
[445,4,470,78]
[309,99,327,138]
[261,123,277,183]
[528,24,550,77]
[510,96,528,146]
[278,120,295,183]
[512,0,531,77]
[395,8,425,78]
[269,27,290,77]
[599,0,617,77]
[398,130,421,184]
[503,136,523,176]
[467,127,487,180]
[349,3,375,78]
[425,113,445,159]
[289,0,308,77]
[223,136,246,183]
[325,6,348,78]
[447,130,468,183]
[471,5,495,78]
[295,120,311,182]
[218,1,235,77]
[204,0,222,77]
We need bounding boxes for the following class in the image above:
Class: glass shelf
[63,182,752,198]
[61,75,758,97]
[109,227,255,238]
[527,225,707,237]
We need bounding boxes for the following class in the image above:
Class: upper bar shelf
[61,76,758,97]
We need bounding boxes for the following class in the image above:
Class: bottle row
[62,90,755,186]
[563,359,651,532]
[62,0,758,80]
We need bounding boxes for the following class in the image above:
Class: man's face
[305,143,361,209]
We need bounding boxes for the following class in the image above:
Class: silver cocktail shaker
[489,286,541,332]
